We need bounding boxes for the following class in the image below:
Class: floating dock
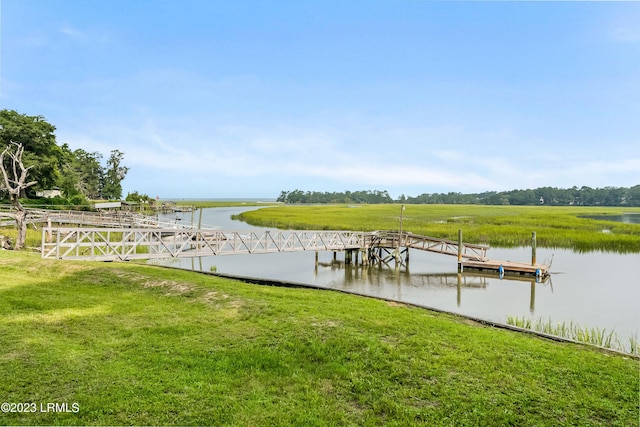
[460,259,550,279]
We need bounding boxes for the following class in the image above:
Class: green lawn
[235,204,640,252]
[1,251,638,426]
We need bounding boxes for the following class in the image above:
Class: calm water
[153,207,640,347]
[582,213,640,225]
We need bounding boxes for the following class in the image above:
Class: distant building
[36,188,62,198]
[94,201,122,210]
[94,201,137,211]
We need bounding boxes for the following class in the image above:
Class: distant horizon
[155,184,639,203]
[159,197,277,202]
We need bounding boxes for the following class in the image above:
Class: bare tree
[0,142,37,250]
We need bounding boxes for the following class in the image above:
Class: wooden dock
[460,259,550,279]
[37,219,552,280]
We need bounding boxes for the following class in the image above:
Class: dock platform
[460,259,550,278]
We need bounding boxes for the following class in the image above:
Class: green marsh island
[235,204,640,253]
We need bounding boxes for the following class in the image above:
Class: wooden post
[46,218,52,243]
[56,229,60,259]
[531,231,537,266]
[399,204,405,249]
[457,229,463,272]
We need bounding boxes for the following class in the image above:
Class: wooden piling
[361,248,369,265]
[457,229,463,272]
[531,231,537,266]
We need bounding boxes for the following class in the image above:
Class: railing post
[56,229,60,259]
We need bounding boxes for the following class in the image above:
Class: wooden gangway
[371,231,488,262]
[40,227,489,263]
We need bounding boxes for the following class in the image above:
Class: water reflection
[313,257,551,315]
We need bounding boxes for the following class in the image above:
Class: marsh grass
[506,316,638,355]
[1,251,638,426]
[235,204,640,252]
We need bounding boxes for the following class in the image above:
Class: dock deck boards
[461,259,550,277]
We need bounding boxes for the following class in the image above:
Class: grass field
[1,251,638,426]
[235,204,640,252]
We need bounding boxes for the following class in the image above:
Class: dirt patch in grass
[109,269,245,308]
[386,300,408,308]
[142,279,194,294]
[201,291,241,307]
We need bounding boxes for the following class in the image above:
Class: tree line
[0,109,129,205]
[277,186,640,206]
[278,190,394,204]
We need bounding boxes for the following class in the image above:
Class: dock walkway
[0,209,217,230]
[39,226,549,278]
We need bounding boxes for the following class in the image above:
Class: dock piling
[531,231,537,266]
[457,229,463,272]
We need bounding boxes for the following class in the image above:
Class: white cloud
[60,24,86,40]
[58,22,110,46]
[57,110,639,198]
[298,163,495,189]
[611,26,640,43]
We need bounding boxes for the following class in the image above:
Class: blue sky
[1,1,639,199]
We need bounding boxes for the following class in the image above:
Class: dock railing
[41,227,488,263]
